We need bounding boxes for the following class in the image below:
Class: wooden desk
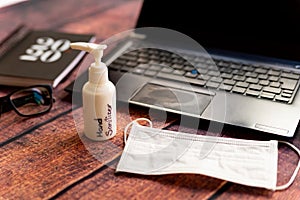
[0,0,299,199]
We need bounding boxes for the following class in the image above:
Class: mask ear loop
[276,141,300,190]
[124,118,153,145]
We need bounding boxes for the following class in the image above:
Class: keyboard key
[210,77,223,83]
[208,65,218,71]
[246,89,260,97]
[183,65,195,71]
[219,67,232,74]
[149,60,160,65]
[230,64,241,69]
[249,84,263,91]
[263,87,281,94]
[269,76,279,82]
[281,72,300,80]
[149,64,162,71]
[185,71,198,78]
[257,74,268,80]
[275,96,290,103]
[232,69,245,75]
[283,89,293,94]
[268,69,280,76]
[126,61,138,67]
[246,77,259,84]
[254,68,268,74]
[208,71,220,76]
[223,79,236,86]
[144,70,157,77]
[136,63,149,69]
[236,81,249,88]
[221,73,233,79]
[196,79,207,86]
[260,92,275,100]
[219,84,233,91]
[206,81,220,88]
[194,57,206,63]
[156,72,206,86]
[269,82,280,88]
[161,67,173,73]
[114,58,127,65]
[132,68,145,74]
[172,58,185,64]
[198,79,207,86]
[281,93,292,98]
[198,74,211,80]
[120,55,137,61]
[121,66,133,72]
[280,78,298,90]
[197,68,208,74]
[218,61,230,67]
[109,63,122,70]
[195,62,208,68]
[139,52,149,58]
[206,60,215,65]
[160,62,172,68]
[173,70,185,76]
[232,86,246,94]
[233,75,246,81]
[148,49,159,55]
[172,63,184,70]
[242,65,254,72]
[127,51,138,56]
[137,58,149,63]
[160,56,170,62]
[159,51,171,57]
[245,72,258,78]
[259,80,269,86]
[150,55,160,60]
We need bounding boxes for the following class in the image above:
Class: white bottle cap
[70,42,107,66]
[70,42,108,85]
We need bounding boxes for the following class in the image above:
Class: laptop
[66,0,300,137]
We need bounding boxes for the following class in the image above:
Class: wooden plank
[0,102,177,199]
[52,122,227,199]
[0,91,72,144]
[2,0,299,199]
[58,0,143,39]
[0,0,142,145]
[56,167,227,200]
[0,0,132,30]
[0,109,93,200]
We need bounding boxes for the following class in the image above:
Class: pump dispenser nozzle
[70,42,107,66]
[70,42,116,141]
[70,42,109,85]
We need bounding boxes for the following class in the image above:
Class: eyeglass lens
[10,86,52,116]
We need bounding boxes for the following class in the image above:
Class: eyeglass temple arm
[0,92,52,114]
[0,97,14,114]
[13,92,52,106]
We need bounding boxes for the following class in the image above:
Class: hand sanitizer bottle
[70,42,116,141]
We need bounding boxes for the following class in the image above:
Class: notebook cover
[0,28,95,88]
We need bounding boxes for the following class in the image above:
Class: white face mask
[116,119,300,191]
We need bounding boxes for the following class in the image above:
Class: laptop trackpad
[129,83,213,117]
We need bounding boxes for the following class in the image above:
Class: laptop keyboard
[108,47,300,104]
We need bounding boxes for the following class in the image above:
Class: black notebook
[0,26,95,88]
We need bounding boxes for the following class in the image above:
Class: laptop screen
[136,0,300,63]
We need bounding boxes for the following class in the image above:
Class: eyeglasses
[0,85,53,117]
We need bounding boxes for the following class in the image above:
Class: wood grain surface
[0,0,300,199]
